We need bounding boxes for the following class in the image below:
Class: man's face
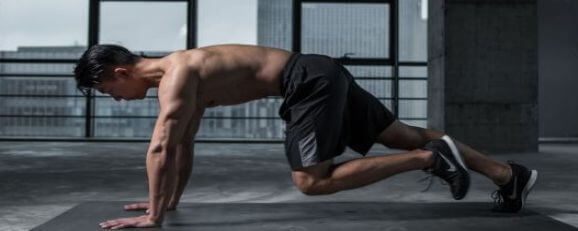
[95,68,148,101]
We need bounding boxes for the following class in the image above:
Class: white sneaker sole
[521,170,538,209]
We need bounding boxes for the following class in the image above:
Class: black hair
[74,44,140,96]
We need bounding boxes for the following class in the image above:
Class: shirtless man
[73,44,538,229]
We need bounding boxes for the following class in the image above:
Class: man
[74,44,538,229]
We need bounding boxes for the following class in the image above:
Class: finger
[99,220,112,227]
[105,219,124,227]
[111,223,128,230]
[124,203,148,210]
[124,203,138,210]
[100,221,115,229]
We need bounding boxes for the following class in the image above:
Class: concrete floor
[1,142,577,230]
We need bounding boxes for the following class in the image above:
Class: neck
[133,58,165,88]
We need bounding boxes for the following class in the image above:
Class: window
[0,0,89,137]
[94,1,188,138]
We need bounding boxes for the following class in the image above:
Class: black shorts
[278,53,396,170]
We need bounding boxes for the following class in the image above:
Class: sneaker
[491,161,538,213]
[422,135,471,200]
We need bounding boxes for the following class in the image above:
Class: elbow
[149,143,178,167]
[151,139,179,154]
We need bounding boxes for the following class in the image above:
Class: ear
[113,67,130,79]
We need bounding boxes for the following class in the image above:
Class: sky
[0,0,257,52]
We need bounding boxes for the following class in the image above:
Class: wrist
[147,212,164,224]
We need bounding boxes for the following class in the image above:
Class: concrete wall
[538,0,578,138]
[428,0,538,152]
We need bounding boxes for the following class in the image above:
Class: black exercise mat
[32,201,577,231]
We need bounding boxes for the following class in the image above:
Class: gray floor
[1,142,577,230]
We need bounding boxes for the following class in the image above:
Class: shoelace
[492,160,516,209]
[418,170,447,192]
[491,189,504,209]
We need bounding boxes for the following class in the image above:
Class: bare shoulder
[157,51,202,102]
[163,49,207,71]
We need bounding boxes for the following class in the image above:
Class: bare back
[174,44,292,108]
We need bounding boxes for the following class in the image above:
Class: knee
[292,172,324,196]
[379,124,430,150]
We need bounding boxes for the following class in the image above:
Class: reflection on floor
[1,142,577,230]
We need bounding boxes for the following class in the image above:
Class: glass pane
[302,3,390,58]
[198,0,258,47]
[343,65,392,98]
[0,63,76,75]
[198,118,284,139]
[94,118,155,138]
[0,75,85,137]
[399,0,428,61]
[201,98,284,139]
[0,76,80,96]
[399,80,427,98]
[100,2,188,52]
[399,100,427,118]
[344,65,392,78]
[401,119,427,128]
[0,47,86,60]
[0,0,88,53]
[94,97,159,117]
[0,117,85,137]
[400,66,427,78]
[355,79,392,99]
[257,0,292,50]
[0,96,84,116]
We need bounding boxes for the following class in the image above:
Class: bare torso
[161,44,292,109]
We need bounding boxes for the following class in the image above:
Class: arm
[168,106,205,209]
[146,66,200,224]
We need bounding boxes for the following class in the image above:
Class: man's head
[74,44,148,101]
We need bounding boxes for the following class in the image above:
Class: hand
[99,215,158,230]
[124,202,177,214]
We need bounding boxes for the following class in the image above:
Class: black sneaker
[491,161,538,213]
[422,135,471,200]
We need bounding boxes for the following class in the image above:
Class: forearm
[146,145,178,222]
[169,143,194,207]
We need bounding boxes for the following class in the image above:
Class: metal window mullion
[390,0,399,119]
[87,0,100,138]
[187,0,197,49]
[292,0,302,52]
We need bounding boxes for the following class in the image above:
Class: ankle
[494,165,513,186]
[415,149,435,169]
